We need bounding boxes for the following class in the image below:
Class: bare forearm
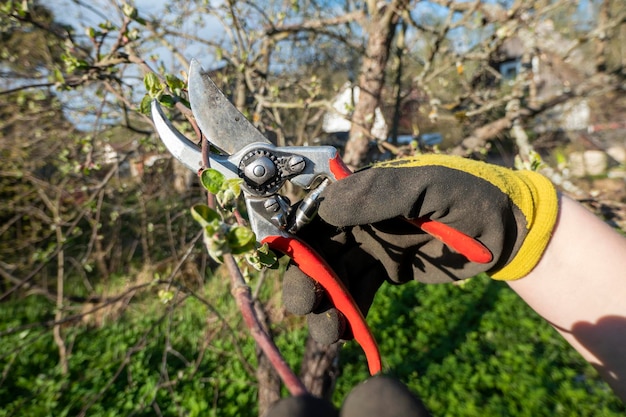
[508,195,626,402]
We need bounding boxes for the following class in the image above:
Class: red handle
[412,219,493,264]
[263,235,382,376]
[329,153,352,180]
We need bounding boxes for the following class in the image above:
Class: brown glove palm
[283,155,558,344]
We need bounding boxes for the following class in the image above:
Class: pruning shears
[151,59,492,376]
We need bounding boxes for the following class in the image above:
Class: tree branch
[224,254,307,396]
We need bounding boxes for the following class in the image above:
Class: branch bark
[224,255,307,397]
[254,300,282,415]
[299,336,341,400]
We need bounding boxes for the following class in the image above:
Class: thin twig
[224,254,307,396]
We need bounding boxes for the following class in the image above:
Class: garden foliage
[2,274,624,416]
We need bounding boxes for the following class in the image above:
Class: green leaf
[62,54,90,73]
[98,21,116,31]
[143,73,162,98]
[227,226,256,254]
[139,94,152,115]
[199,168,225,194]
[126,28,140,41]
[157,289,174,304]
[122,4,138,19]
[245,243,278,270]
[190,204,221,228]
[223,178,242,196]
[216,178,242,208]
[165,74,185,96]
[204,227,229,263]
[52,68,65,85]
[159,94,176,108]
[216,189,235,208]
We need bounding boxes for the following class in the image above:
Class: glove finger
[265,394,338,417]
[319,167,413,226]
[284,217,386,344]
[282,266,346,345]
[307,302,346,345]
[306,262,385,345]
[282,218,346,316]
[283,264,323,315]
[341,376,431,417]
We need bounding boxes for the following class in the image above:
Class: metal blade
[188,59,270,155]
[150,100,238,178]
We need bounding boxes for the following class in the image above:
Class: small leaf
[204,231,228,263]
[126,28,140,41]
[52,68,65,85]
[139,94,152,115]
[144,73,161,97]
[62,54,90,73]
[227,226,256,254]
[122,4,138,19]
[216,178,242,208]
[159,94,176,108]
[165,74,185,95]
[216,189,236,208]
[199,168,225,194]
[248,243,278,270]
[159,94,176,109]
[190,204,221,227]
[223,178,242,197]
[99,21,116,31]
[158,289,174,304]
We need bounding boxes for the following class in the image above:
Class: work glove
[283,154,558,344]
[264,375,431,417]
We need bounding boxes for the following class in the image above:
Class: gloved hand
[283,154,558,344]
[264,375,431,417]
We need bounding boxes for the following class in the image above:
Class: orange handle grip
[412,218,493,264]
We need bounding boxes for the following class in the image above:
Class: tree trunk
[343,1,407,168]
[299,336,342,400]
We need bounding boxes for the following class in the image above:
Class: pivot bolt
[244,156,276,186]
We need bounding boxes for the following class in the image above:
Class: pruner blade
[188,59,270,155]
[151,100,238,179]
[151,100,202,172]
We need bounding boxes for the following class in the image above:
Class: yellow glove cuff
[490,170,558,280]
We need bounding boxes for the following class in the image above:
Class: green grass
[335,276,625,416]
[0,274,624,416]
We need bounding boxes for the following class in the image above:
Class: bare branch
[224,254,307,396]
